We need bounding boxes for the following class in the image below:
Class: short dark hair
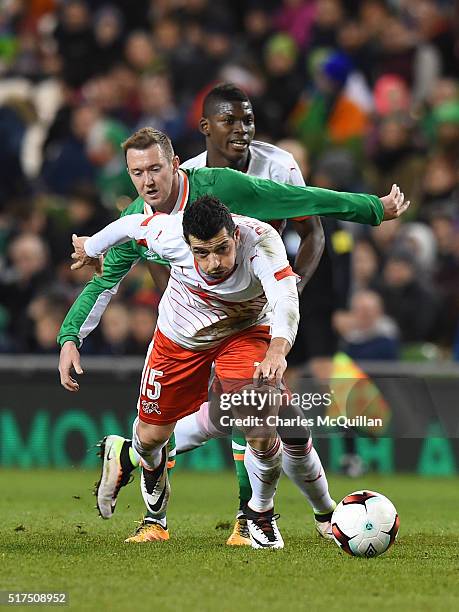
[182,196,236,243]
[121,127,174,162]
[203,83,251,117]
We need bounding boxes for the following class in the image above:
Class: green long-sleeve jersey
[57,166,384,347]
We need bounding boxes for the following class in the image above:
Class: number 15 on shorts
[142,368,163,400]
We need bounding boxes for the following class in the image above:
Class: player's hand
[380,184,410,221]
[254,350,287,388]
[70,234,103,274]
[59,341,83,392]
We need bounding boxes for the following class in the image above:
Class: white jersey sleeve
[179,151,207,169]
[248,141,306,187]
[84,214,172,261]
[250,227,300,347]
[284,156,306,187]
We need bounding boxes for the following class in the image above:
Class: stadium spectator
[293,50,370,158]
[86,117,137,207]
[242,7,274,65]
[431,100,459,165]
[125,300,159,355]
[336,19,376,88]
[52,0,97,88]
[41,104,98,195]
[351,239,380,294]
[375,252,440,343]
[37,185,113,268]
[0,99,30,201]
[96,301,132,355]
[273,0,317,49]
[309,0,344,51]
[412,0,459,79]
[124,31,162,75]
[33,309,66,354]
[135,73,185,140]
[364,115,426,219]
[431,214,459,346]
[92,5,125,76]
[419,155,459,221]
[398,222,437,277]
[370,218,402,262]
[25,289,69,353]
[0,233,52,350]
[261,33,304,139]
[333,289,400,361]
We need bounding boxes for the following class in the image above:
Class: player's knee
[136,420,171,449]
[277,404,311,442]
[246,435,278,452]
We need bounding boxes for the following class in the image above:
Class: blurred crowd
[0,0,458,361]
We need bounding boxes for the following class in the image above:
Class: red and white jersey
[181,140,306,234]
[85,213,299,351]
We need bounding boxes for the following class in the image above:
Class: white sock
[174,402,229,453]
[131,417,165,470]
[245,438,282,513]
[282,440,335,514]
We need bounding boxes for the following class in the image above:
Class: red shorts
[137,326,271,425]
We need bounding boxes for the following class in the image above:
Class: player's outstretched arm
[82,214,169,261]
[205,168,409,226]
[82,214,147,258]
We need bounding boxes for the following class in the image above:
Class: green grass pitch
[1,469,459,611]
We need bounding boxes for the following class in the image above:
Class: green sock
[231,430,251,511]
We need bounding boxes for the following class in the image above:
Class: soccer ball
[331,490,399,558]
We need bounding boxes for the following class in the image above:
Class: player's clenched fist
[380,184,410,220]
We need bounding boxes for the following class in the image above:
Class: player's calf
[282,440,336,538]
[244,437,282,513]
